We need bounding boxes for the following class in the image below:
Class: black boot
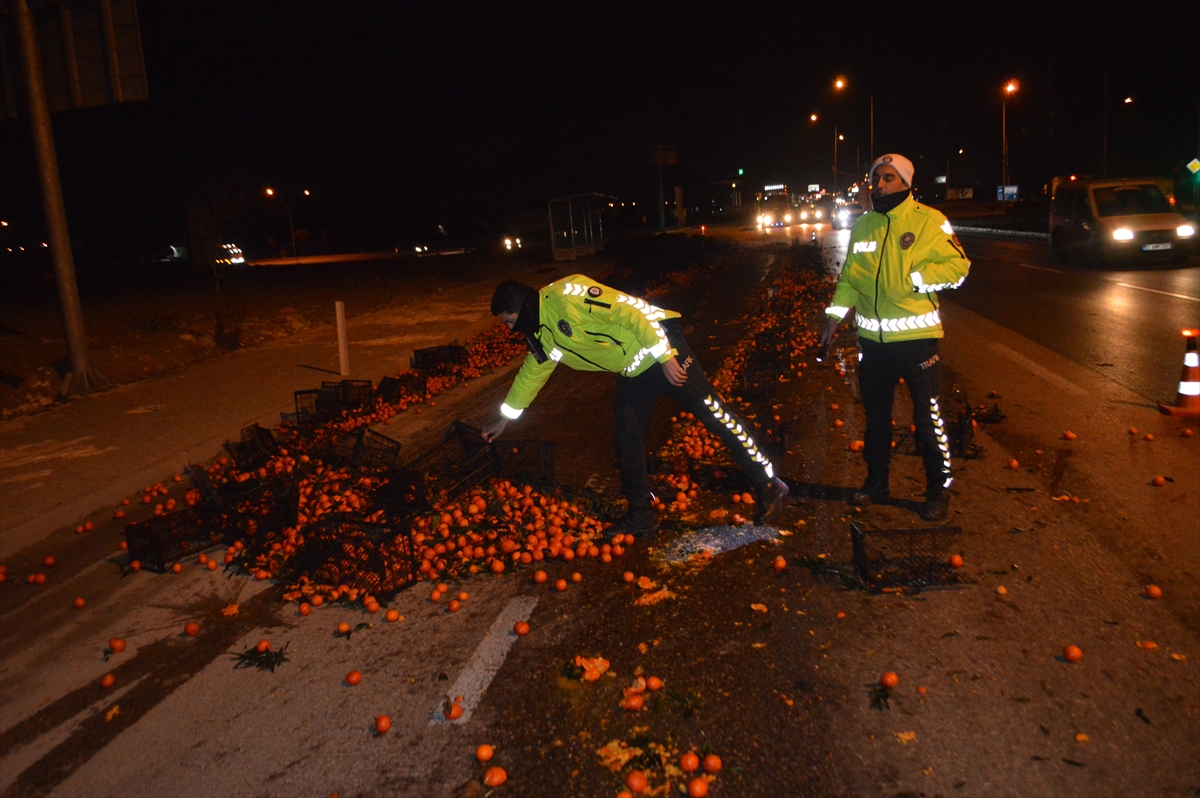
[754,478,790,526]
[603,505,660,540]
[851,474,890,506]
[919,490,950,522]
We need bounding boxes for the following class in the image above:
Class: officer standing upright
[482,275,789,538]
[818,154,970,521]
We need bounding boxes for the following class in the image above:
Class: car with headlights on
[1049,177,1194,264]
[834,202,864,229]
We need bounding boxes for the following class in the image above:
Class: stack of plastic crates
[223,424,279,471]
[409,421,501,499]
[410,344,466,373]
[124,507,229,573]
[287,519,417,598]
[850,521,971,593]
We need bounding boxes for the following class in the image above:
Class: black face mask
[871,189,911,215]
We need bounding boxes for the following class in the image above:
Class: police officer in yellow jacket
[482,275,789,538]
[818,154,970,521]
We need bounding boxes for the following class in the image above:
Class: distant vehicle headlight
[415,246,423,252]
[1178,225,1195,238]
[839,210,848,220]
[504,238,513,250]
[1112,228,1134,241]
[763,214,773,225]
[756,214,764,223]
[515,238,522,246]
[784,214,792,223]
[800,211,808,220]
[815,210,823,219]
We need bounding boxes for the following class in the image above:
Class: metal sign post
[14,0,106,395]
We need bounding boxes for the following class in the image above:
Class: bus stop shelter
[548,193,611,261]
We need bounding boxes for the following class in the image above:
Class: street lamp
[832,77,847,192]
[264,187,309,259]
[1002,80,1018,189]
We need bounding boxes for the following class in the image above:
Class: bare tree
[185,162,255,349]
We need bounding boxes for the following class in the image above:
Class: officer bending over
[482,275,789,538]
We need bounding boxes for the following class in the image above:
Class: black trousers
[857,336,952,493]
[614,320,776,508]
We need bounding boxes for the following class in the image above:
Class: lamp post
[833,77,846,193]
[1002,80,1018,189]
[265,187,303,259]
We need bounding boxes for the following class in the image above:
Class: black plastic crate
[370,467,428,525]
[850,522,971,593]
[410,344,466,372]
[738,361,780,400]
[319,427,402,470]
[495,439,556,484]
[185,463,263,507]
[286,519,417,598]
[376,372,428,403]
[124,508,228,573]
[323,379,374,410]
[217,478,298,541]
[223,424,279,471]
[294,386,342,424]
[409,421,501,499]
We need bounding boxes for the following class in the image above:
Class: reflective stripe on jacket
[826,195,970,342]
[500,275,681,419]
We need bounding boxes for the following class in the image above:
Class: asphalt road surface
[1,231,1197,798]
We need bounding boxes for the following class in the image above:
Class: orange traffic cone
[1159,329,1200,418]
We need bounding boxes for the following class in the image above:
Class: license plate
[1143,243,1171,251]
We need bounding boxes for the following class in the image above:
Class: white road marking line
[989,343,1088,396]
[1114,282,1200,303]
[1017,262,1063,274]
[429,595,537,725]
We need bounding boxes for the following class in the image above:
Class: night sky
[1,0,1198,254]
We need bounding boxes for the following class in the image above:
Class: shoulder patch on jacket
[900,232,916,250]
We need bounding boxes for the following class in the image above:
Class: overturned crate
[375,372,428,403]
[410,344,466,373]
[320,427,402,471]
[287,519,417,598]
[223,424,279,471]
[217,478,299,541]
[124,507,229,573]
[292,385,342,425]
[409,421,501,499]
[850,521,971,593]
[323,379,374,411]
[369,467,428,526]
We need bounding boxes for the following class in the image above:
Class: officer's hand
[818,316,839,348]
[481,418,508,442]
[661,356,687,387]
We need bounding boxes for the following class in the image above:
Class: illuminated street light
[810,113,818,122]
[1001,80,1019,189]
[834,76,847,90]
[1124,96,1133,104]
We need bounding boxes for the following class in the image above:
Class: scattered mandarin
[554,578,567,592]
[43,556,56,568]
[1006,459,1019,470]
[680,752,699,772]
[881,671,899,689]
[375,715,391,734]
[1146,584,1163,599]
[646,676,663,691]
[1144,433,1154,441]
[570,571,582,583]
[533,570,548,584]
[337,622,350,635]
[949,554,964,569]
[255,640,270,653]
[482,767,507,787]
[299,602,311,616]
[108,638,127,653]
[476,744,494,762]
[1151,476,1166,487]
[687,777,709,797]
[513,621,530,636]
[72,597,85,609]
[184,621,200,637]
[385,608,400,622]
[100,673,115,689]
[626,770,648,793]
[1064,645,1083,663]
[702,754,722,773]
[623,572,636,583]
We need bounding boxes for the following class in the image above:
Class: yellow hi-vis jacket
[498,275,681,420]
[826,195,971,342]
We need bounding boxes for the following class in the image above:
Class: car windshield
[1091,185,1171,217]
